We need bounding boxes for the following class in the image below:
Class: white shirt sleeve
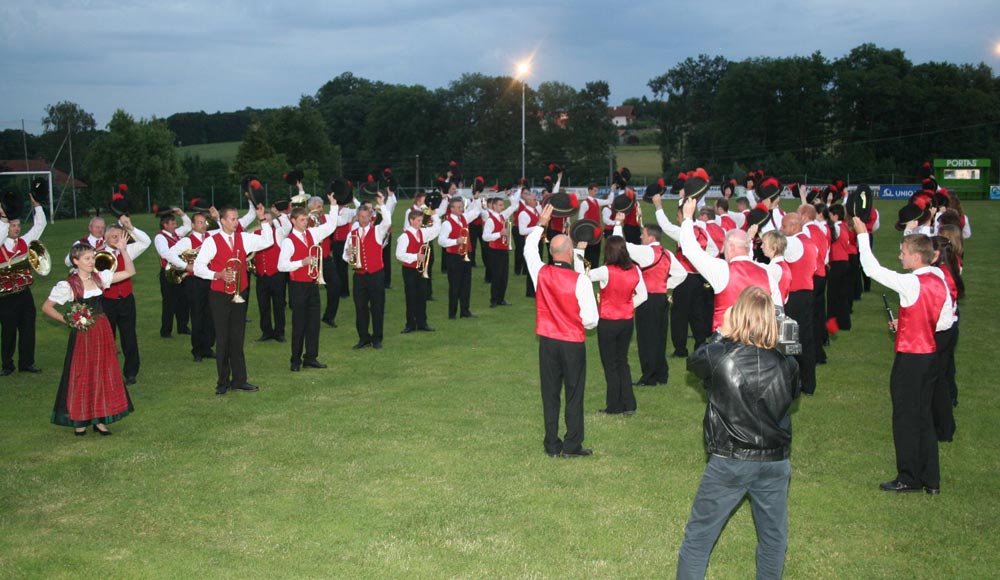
[576,274,599,330]
[518,211,533,236]
[193,236,219,281]
[679,219,729,291]
[176,214,192,237]
[525,227,545,286]
[125,226,151,259]
[654,208,682,242]
[277,236,303,272]
[633,270,648,308]
[47,280,74,305]
[482,213,501,242]
[21,206,47,244]
[154,233,172,262]
[438,219,458,249]
[167,238,192,269]
[962,215,971,239]
[374,205,392,243]
[666,249,687,290]
[241,222,275,252]
[238,206,256,230]
[784,234,804,263]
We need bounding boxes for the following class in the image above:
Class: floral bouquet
[66,303,96,331]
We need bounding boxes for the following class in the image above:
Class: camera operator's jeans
[677,455,791,580]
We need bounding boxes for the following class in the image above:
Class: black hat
[31,177,47,197]
[189,197,212,213]
[895,202,930,231]
[328,178,354,205]
[682,168,711,200]
[241,176,263,194]
[619,167,632,184]
[933,189,950,208]
[473,176,486,194]
[921,176,938,192]
[109,191,130,217]
[825,185,843,204]
[543,175,554,194]
[436,176,451,194]
[426,191,444,210]
[1,190,24,220]
[448,160,463,184]
[917,161,933,180]
[358,174,380,200]
[544,192,579,217]
[283,170,304,186]
[273,199,291,212]
[745,204,771,232]
[570,219,602,246]
[155,207,176,219]
[547,163,564,175]
[805,187,822,204]
[758,177,781,201]
[611,190,636,214]
[847,184,873,221]
[643,178,666,201]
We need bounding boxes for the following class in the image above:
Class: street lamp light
[516,61,531,181]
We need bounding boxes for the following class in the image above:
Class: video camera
[775,306,802,356]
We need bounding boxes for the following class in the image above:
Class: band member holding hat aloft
[517,189,541,298]
[194,203,274,395]
[63,216,104,268]
[154,207,192,338]
[525,203,599,458]
[250,189,290,343]
[101,190,151,386]
[469,176,486,274]
[613,210,688,387]
[343,191,393,350]
[43,237,136,436]
[395,207,442,334]
[578,182,613,267]
[853,216,951,494]
[825,204,852,333]
[438,188,485,320]
[482,187,522,307]
[573,228,647,415]
[776,211,820,395]
[0,184,46,376]
[679,198,781,333]
[325,178,359,325]
[167,200,215,362]
[278,194,339,372]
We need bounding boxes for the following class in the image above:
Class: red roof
[0,159,88,189]
[609,105,635,118]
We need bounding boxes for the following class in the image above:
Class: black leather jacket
[687,332,800,461]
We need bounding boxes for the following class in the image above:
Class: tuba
[0,240,51,295]
[94,250,118,273]
[165,248,199,284]
[224,250,245,303]
[308,244,326,285]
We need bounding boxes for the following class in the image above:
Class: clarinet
[882,294,896,335]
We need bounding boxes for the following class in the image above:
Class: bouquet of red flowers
[66,303,95,331]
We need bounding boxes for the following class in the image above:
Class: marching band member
[759,231,791,304]
[101,216,150,386]
[252,197,290,343]
[438,190,484,320]
[193,204,273,395]
[278,196,338,371]
[482,188,521,307]
[526,204,599,458]
[777,212,820,394]
[395,207,441,334]
[517,190,541,298]
[153,207,192,338]
[306,195,339,328]
[64,216,105,267]
[577,183,613,267]
[826,204,852,332]
[166,200,215,362]
[0,188,45,376]
[342,193,392,350]
[325,180,359,325]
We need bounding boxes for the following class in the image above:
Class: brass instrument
[421,207,434,227]
[246,252,257,275]
[458,226,471,262]
[308,244,326,285]
[165,248,199,285]
[348,229,365,271]
[309,211,323,228]
[94,250,118,273]
[417,243,431,279]
[500,217,512,247]
[0,240,51,295]
[582,257,601,304]
[224,250,245,303]
[636,202,644,228]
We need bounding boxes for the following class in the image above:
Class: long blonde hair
[727,286,778,349]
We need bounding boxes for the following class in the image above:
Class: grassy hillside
[615,144,663,180]
[177,141,241,163]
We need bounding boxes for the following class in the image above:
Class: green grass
[615,145,663,181]
[177,141,241,163]
[1,200,998,577]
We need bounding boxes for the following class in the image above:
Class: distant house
[609,105,635,127]
[0,159,88,190]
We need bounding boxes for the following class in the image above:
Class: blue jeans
[677,455,791,580]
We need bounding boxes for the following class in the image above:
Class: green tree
[42,101,97,135]
[361,84,444,187]
[315,72,387,174]
[261,96,341,180]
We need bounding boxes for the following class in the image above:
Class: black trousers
[623,224,641,245]
[209,290,249,387]
[486,247,510,305]
[598,318,636,413]
[102,294,139,379]
[698,280,715,347]
[184,276,215,357]
[158,269,189,336]
[671,274,706,355]
[353,269,385,343]
[444,252,473,317]
[812,275,828,363]
[255,272,287,339]
[539,336,587,455]
[289,280,321,365]
[583,238,602,270]
[513,232,526,275]
[862,233,874,292]
[786,289,816,394]
[0,289,36,371]
[932,326,958,441]
[545,228,562,264]
[635,293,669,384]
[469,222,483,269]
[849,252,863,301]
[889,352,939,488]
[827,261,851,330]
[321,255,340,323]
[331,240,350,297]
[382,241,392,288]
[402,267,428,330]
[422,245,435,300]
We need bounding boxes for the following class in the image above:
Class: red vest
[896,272,947,354]
[535,264,586,342]
[829,222,849,262]
[599,265,640,320]
[287,230,316,283]
[713,259,771,330]
[522,206,539,229]
[773,259,791,303]
[804,223,828,278]
[549,215,569,233]
[78,236,105,250]
[401,229,423,269]
[846,228,859,255]
[0,239,32,291]
[445,215,468,255]
[582,198,601,222]
[788,233,817,292]
[719,215,737,232]
[353,225,384,274]
[189,232,206,250]
[675,227,708,273]
[253,227,281,276]
[705,222,725,256]
[623,205,639,227]
[640,246,671,294]
[865,208,879,233]
[317,215,332,257]
[158,230,181,269]
[102,249,133,299]
[487,214,509,251]
[209,232,248,294]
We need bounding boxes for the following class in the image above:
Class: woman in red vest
[41,238,136,435]
[580,236,647,415]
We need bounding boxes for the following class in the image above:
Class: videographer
[677,285,800,580]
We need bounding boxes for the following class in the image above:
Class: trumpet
[308,244,326,285]
[348,229,365,271]
[500,217,512,247]
[458,226,471,262]
[225,251,245,303]
[94,250,118,273]
[165,248,199,284]
[417,243,431,279]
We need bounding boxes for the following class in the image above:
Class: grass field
[1,200,998,578]
[178,141,241,162]
[614,145,663,181]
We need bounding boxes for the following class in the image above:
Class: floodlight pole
[521,80,526,181]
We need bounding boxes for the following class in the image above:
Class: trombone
[308,244,326,285]
[224,250,245,303]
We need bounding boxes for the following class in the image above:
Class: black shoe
[93,425,112,436]
[489,303,497,308]
[204,351,216,359]
[879,479,923,493]
[448,315,457,320]
[460,313,477,319]
[671,351,688,358]
[255,335,273,342]
[290,363,301,372]
[623,410,637,416]
[75,428,86,436]
[353,340,372,349]
[417,325,435,332]
[497,301,511,306]
[274,335,286,343]
[546,451,561,458]
[234,383,259,392]
[372,341,384,350]
[598,408,622,415]
[925,486,941,495]
[562,448,593,458]
[303,360,327,369]
[125,376,137,385]
[0,368,14,376]
[632,380,656,387]
[400,327,414,334]
[193,355,203,363]
[21,366,41,374]
[215,385,229,395]
[178,329,191,335]
[322,318,337,327]
[426,296,436,302]
[384,285,392,290]
[160,333,172,338]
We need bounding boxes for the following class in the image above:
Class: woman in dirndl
[42,238,135,436]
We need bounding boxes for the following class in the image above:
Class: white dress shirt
[523,226,598,330]
[679,218,782,306]
[193,223,275,281]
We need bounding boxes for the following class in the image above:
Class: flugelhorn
[417,243,431,279]
[308,244,326,285]
[348,229,365,271]
[458,226,471,262]
[225,250,245,303]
